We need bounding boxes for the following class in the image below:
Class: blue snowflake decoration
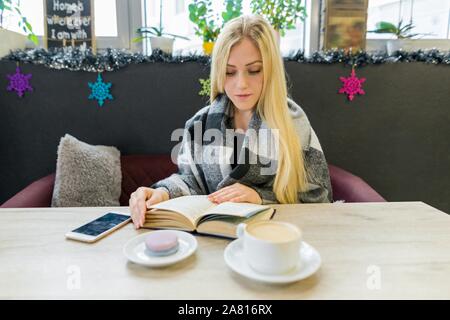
[88,73,113,106]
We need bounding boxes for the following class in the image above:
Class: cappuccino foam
[247,222,300,243]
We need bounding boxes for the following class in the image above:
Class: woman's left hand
[208,182,262,204]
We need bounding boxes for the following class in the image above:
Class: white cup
[236,221,302,275]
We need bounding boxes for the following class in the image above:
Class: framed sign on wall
[44,0,96,51]
[323,0,368,51]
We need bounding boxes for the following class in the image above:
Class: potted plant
[0,0,39,57]
[250,0,307,45]
[188,0,242,55]
[367,20,432,55]
[134,0,189,55]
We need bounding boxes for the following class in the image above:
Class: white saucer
[224,239,321,284]
[123,230,198,267]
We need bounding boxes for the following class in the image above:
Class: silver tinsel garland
[2,47,449,72]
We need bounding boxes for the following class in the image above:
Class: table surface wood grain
[1,201,449,299]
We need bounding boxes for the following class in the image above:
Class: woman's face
[224,37,264,113]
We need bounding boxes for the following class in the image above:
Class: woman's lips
[236,94,252,100]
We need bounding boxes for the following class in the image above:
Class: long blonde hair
[210,14,308,204]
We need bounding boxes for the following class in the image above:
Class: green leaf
[399,24,414,34]
[375,21,398,33]
[132,36,145,43]
[189,12,197,23]
[24,20,33,32]
[198,5,206,16]
[28,33,39,45]
[150,26,161,34]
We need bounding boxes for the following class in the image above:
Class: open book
[143,195,276,239]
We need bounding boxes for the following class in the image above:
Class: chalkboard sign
[44,0,96,50]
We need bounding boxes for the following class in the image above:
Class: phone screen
[72,213,130,236]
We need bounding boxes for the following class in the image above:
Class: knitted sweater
[152,94,333,204]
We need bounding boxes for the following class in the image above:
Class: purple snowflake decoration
[338,68,366,101]
[7,66,33,97]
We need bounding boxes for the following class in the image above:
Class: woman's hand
[208,183,262,204]
[129,187,169,229]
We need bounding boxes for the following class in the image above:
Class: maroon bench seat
[1,154,385,208]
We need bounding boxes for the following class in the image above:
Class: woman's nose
[236,73,249,89]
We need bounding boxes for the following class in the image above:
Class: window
[94,0,118,37]
[367,0,450,39]
[1,0,123,45]
[279,0,309,56]
[2,1,316,53]
[143,0,310,56]
[175,0,185,15]
[0,0,44,36]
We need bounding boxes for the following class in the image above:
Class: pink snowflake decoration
[338,68,366,101]
[7,66,33,97]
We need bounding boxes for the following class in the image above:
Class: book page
[197,207,275,238]
[147,195,216,224]
[203,201,270,218]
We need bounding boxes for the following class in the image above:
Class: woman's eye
[226,69,261,76]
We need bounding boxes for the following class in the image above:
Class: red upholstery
[328,164,385,202]
[119,155,177,206]
[1,155,177,208]
[1,155,385,208]
[1,173,56,208]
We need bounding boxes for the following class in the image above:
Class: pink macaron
[144,231,179,257]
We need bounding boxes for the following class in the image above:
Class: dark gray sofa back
[0,60,448,213]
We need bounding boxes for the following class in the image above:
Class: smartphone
[65,212,131,243]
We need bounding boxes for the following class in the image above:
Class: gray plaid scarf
[152,94,332,204]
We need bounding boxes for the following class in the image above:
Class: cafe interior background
[0,0,449,214]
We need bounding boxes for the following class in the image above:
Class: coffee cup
[236,221,302,275]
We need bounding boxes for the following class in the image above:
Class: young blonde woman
[130,15,332,229]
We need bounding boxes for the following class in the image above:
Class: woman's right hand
[129,187,169,229]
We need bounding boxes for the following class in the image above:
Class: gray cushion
[51,134,121,207]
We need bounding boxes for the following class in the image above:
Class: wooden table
[1,202,449,299]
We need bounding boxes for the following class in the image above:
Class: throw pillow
[51,134,122,207]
